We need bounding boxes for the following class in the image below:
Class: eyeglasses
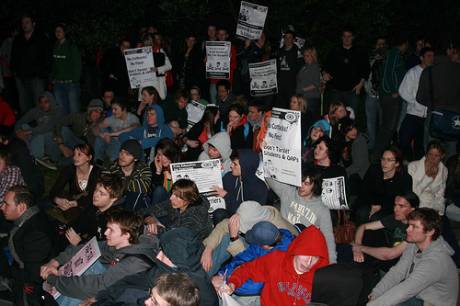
[380,158,396,162]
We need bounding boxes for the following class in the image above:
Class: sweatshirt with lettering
[266,177,336,263]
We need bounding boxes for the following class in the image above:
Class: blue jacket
[219,228,294,295]
[120,104,173,150]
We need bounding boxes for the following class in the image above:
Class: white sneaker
[35,157,58,170]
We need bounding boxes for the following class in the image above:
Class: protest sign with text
[249,59,278,96]
[170,159,225,212]
[124,47,155,89]
[206,41,231,79]
[262,108,301,186]
[236,1,268,40]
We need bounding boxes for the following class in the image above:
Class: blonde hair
[303,47,318,64]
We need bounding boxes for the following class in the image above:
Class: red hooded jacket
[228,226,329,306]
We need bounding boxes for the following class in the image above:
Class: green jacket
[379,47,406,96]
[51,39,82,82]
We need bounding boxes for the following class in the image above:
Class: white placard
[44,237,101,299]
[170,159,225,212]
[124,47,155,89]
[262,108,301,186]
[249,59,278,96]
[186,100,206,126]
[236,1,268,40]
[206,41,231,79]
[321,176,349,210]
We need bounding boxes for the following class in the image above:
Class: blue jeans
[22,124,60,161]
[54,82,81,114]
[365,95,382,150]
[208,234,232,277]
[15,77,46,114]
[395,297,423,306]
[56,260,107,306]
[94,134,121,161]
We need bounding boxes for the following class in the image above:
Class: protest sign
[262,108,301,186]
[124,47,155,89]
[321,176,349,210]
[249,59,277,96]
[186,100,206,127]
[44,237,101,299]
[170,159,225,212]
[206,41,231,79]
[236,1,268,40]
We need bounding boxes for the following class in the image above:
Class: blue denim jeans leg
[54,82,81,114]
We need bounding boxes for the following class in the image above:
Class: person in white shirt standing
[398,47,435,161]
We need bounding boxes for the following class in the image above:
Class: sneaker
[0,277,11,292]
[36,157,58,170]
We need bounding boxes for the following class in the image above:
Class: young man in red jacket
[217,225,329,306]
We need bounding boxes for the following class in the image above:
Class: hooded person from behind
[222,149,268,214]
[199,131,232,175]
[227,225,330,306]
[94,227,218,306]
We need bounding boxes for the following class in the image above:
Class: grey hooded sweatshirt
[15,91,63,135]
[368,237,459,306]
[266,177,337,263]
[199,131,232,175]
[46,235,158,299]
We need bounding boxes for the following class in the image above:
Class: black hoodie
[222,149,268,214]
[94,228,218,306]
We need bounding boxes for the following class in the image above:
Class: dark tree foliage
[1,0,459,60]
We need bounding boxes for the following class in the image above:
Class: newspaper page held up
[249,59,277,97]
[124,47,155,89]
[206,41,231,79]
[170,159,225,212]
[236,1,268,40]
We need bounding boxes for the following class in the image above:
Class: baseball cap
[245,221,280,246]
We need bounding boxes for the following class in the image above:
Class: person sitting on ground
[0,186,55,306]
[336,117,369,196]
[64,174,126,246]
[104,140,151,209]
[94,99,140,162]
[137,86,164,124]
[266,166,337,263]
[94,228,216,306]
[14,92,63,169]
[201,200,298,276]
[215,226,330,306]
[351,191,418,270]
[212,221,294,302]
[367,208,459,306]
[144,273,200,306]
[150,138,181,205]
[119,104,173,163]
[221,103,253,150]
[40,209,158,305]
[48,143,101,222]
[302,119,329,164]
[355,146,412,224]
[213,149,268,219]
[322,101,351,139]
[184,106,220,161]
[143,179,213,241]
[53,99,104,160]
[163,89,189,130]
[198,131,232,176]
[0,148,25,203]
[0,128,44,199]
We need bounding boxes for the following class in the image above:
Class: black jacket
[10,209,55,306]
[10,31,50,78]
[95,228,218,306]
